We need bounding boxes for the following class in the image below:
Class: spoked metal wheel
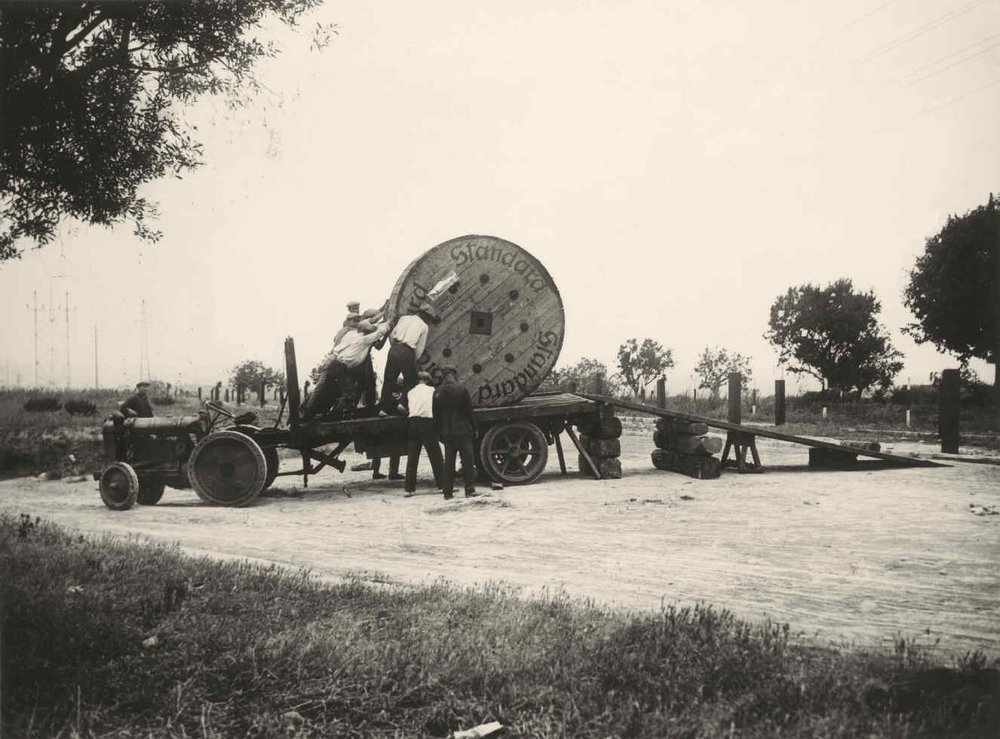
[99,462,139,511]
[187,430,268,507]
[478,421,549,485]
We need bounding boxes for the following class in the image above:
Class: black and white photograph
[1,1,998,736]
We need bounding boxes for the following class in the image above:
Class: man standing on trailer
[402,371,444,496]
[380,302,439,415]
[433,366,479,499]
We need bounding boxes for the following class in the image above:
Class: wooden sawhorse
[720,430,764,473]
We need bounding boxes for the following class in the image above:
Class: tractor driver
[119,381,154,418]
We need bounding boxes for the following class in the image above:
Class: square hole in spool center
[469,311,493,336]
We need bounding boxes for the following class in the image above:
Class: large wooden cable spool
[387,235,565,407]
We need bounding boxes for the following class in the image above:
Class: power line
[841,0,904,31]
[901,37,1000,88]
[860,0,988,63]
[913,75,1000,117]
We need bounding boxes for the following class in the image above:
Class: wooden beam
[579,393,945,468]
[554,432,567,474]
[565,425,601,479]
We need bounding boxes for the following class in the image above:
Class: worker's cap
[439,365,458,377]
[136,381,151,388]
[360,307,380,319]
[416,371,433,382]
[343,314,362,326]
[357,319,377,333]
[417,302,439,320]
[346,301,360,312]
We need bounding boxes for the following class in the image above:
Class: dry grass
[2,514,997,738]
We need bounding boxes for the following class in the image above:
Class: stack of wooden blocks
[578,410,623,479]
[651,418,722,479]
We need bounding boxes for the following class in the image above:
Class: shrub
[63,399,98,416]
[151,396,175,406]
[23,397,61,412]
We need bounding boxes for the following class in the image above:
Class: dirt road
[3,433,998,659]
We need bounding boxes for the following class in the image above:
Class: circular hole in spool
[448,284,459,294]
[504,353,515,363]
[519,322,529,333]
[509,289,519,301]
[472,363,483,374]
[442,347,452,358]
[479,274,490,285]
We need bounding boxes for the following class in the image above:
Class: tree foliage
[548,357,624,396]
[229,360,283,391]
[903,193,999,390]
[0,0,326,260]
[765,279,903,394]
[616,338,674,398]
[693,347,752,398]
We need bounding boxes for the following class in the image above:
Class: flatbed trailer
[246,338,614,490]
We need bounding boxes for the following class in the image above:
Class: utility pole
[94,326,99,390]
[48,283,55,387]
[139,299,151,382]
[65,291,70,389]
[33,290,39,387]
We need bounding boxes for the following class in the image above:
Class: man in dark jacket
[119,381,154,418]
[433,366,479,498]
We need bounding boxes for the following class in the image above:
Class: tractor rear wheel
[137,480,166,505]
[187,430,268,507]
[99,462,139,511]
[263,447,280,490]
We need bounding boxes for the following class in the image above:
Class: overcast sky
[1,0,997,395]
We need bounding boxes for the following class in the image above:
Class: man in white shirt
[303,319,389,420]
[403,371,444,496]
[380,302,439,415]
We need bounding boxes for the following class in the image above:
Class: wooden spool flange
[388,234,565,407]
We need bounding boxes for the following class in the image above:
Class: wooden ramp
[580,394,946,469]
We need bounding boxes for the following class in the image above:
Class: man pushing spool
[379,301,440,415]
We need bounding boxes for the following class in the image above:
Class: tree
[616,338,674,398]
[548,357,624,396]
[765,278,903,395]
[903,193,999,397]
[229,360,283,392]
[693,347,752,399]
[0,0,328,261]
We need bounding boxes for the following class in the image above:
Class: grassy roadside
[1,515,997,737]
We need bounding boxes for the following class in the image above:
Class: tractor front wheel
[137,480,166,505]
[99,462,139,511]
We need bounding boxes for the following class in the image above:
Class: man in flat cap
[380,302,439,415]
[433,366,478,498]
[402,371,443,496]
[119,381,154,418]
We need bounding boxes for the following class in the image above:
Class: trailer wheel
[137,480,166,505]
[187,430,268,507]
[99,462,139,510]
[479,421,549,485]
